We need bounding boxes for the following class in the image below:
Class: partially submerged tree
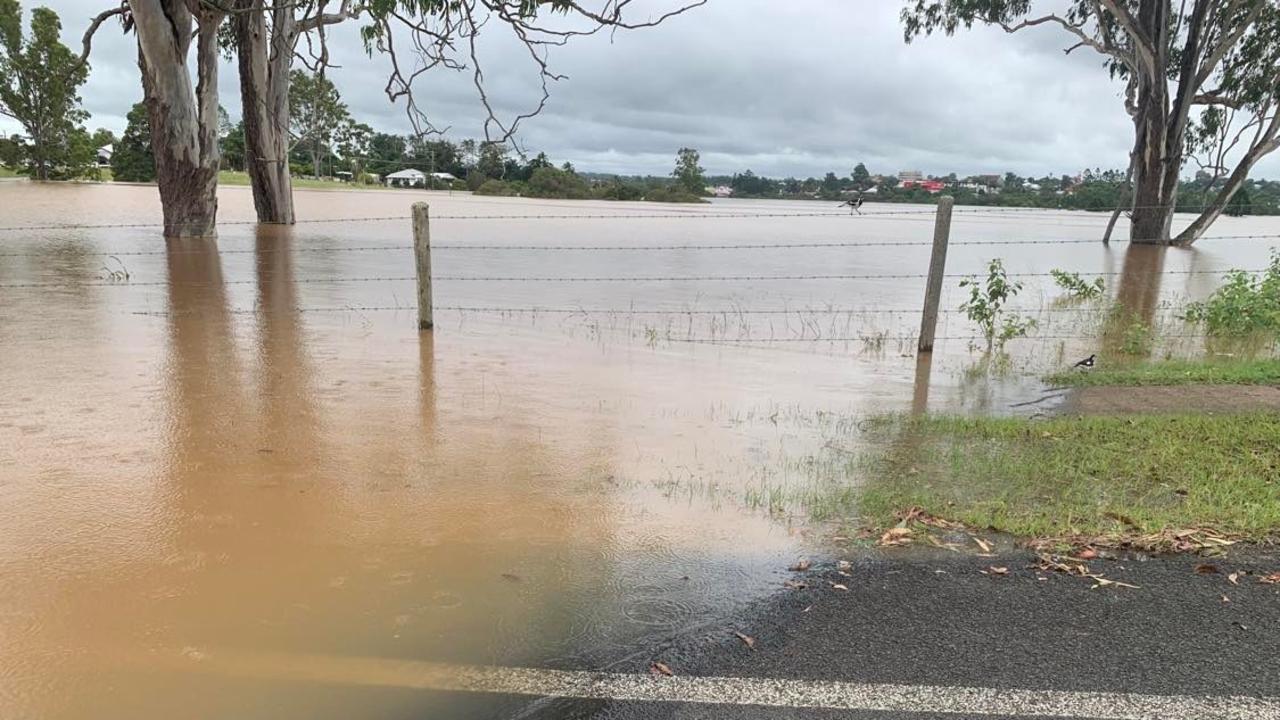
[902,0,1280,246]
[78,0,226,236]
[673,147,705,194]
[227,0,705,224]
[0,1,89,180]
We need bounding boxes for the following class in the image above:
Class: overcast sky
[9,0,1277,179]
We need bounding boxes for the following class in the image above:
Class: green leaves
[959,258,1036,350]
[0,2,91,179]
[1182,251,1280,337]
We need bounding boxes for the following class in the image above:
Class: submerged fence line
[0,199,1273,234]
[4,234,1280,258]
[0,266,1270,291]
[128,304,1193,317]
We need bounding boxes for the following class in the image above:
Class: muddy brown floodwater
[2,181,1279,718]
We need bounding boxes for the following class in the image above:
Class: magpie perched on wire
[1073,354,1096,370]
[839,195,864,215]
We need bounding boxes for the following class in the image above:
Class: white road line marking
[165,649,1280,720]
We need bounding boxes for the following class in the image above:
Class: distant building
[901,179,945,194]
[96,145,112,167]
[385,168,426,187]
[706,185,732,198]
[898,170,924,183]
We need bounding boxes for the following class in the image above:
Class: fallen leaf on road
[1260,572,1280,585]
[1091,577,1140,590]
[837,570,852,577]
[837,560,852,571]
[829,582,849,591]
[649,661,674,677]
[1222,594,1231,603]
[788,559,811,572]
[732,631,756,651]
[972,536,993,554]
[980,566,1008,576]
[878,528,913,546]
[783,579,808,590]
[1075,548,1098,560]
[1194,563,1220,575]
[802,605,812,613]
[1228,572,1240,585]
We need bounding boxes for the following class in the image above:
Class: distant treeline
[692,166,1279,216]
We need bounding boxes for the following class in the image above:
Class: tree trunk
[130,0,222,238]
[1126,0,1179,245]
[233,0,295,224]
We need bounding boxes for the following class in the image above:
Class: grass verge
[859,412,1280,546]
[217,170,386,191]
[1047,357,1280,387]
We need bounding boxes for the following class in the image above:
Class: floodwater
[2,181,1278,718]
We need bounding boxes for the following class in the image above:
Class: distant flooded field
[2,181,1278,718]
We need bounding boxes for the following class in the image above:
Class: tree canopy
[111,101,155,183]
[902,0,1280,245]
[0,1,92,180]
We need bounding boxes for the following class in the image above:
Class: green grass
[0,166,19,178]
[1047,357,1280,387]
[217,170,385,191]
[859,412,1280,542]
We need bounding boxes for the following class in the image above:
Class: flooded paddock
[2,181,1278,718]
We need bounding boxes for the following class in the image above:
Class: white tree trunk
[129,0,223,238]
[233,0,295,224]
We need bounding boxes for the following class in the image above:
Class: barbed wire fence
[1,199,1276,349]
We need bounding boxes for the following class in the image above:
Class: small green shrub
[1050,269,1105,300]
[1183,251,1280,336]
[644,185,708,203]
[959,258,1037,350]
[474,179,520,197]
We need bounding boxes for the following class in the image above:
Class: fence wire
[1,266,1269,290]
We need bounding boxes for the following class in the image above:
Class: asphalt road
[521,547,1280,719]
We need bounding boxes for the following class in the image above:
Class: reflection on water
[2,182,1280,718]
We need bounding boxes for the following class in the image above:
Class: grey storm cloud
[12,0,1280,178]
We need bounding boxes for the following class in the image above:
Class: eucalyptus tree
[79,0,225,236]
[228,0,705,224]
[903,0,1280,245]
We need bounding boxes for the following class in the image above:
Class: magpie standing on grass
[1073,354,1097,370]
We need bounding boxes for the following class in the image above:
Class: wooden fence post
[917,196,953,353]
[413,202,433,331]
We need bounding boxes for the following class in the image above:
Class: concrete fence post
[918,196,953,353]
[412,202,433,331]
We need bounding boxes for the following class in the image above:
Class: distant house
[901,179,946,194]
[96,145,112,167]
[706,185,732,198]
[385,168,426,187]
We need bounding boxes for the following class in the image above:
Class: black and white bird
[1072,354,1097,370]
[839,195,864,215]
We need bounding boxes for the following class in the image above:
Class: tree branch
[75,6,127,69]
[1096,0,1157,75]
